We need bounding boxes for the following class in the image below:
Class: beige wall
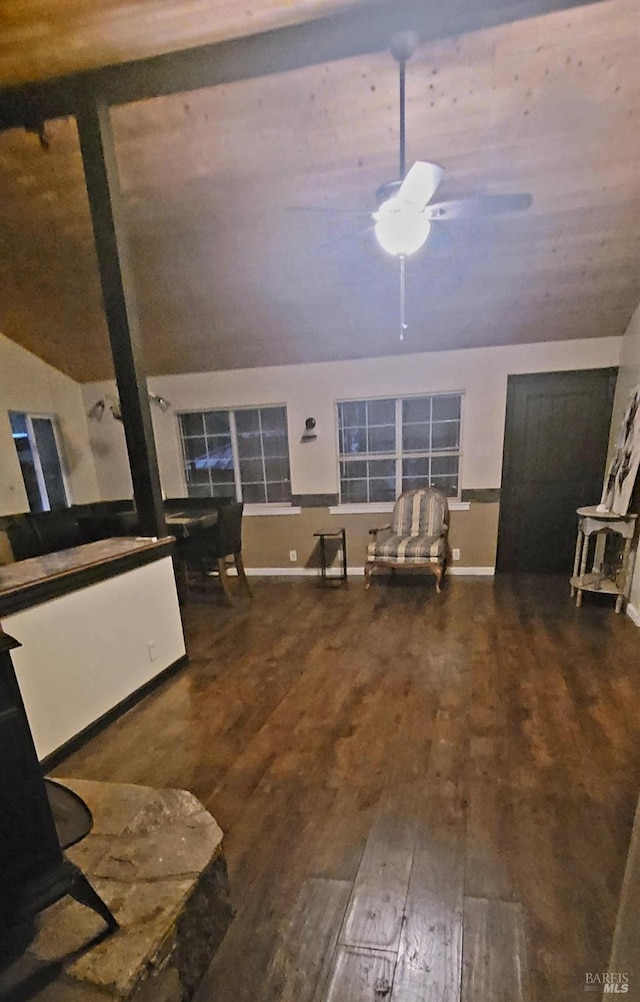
[609,303,640,615]
[83,391,134,501]
[0,330,625,571]
[0,332,100,514]
[83,335,621,500]
[242,504,500,572]
[82,336,621,571]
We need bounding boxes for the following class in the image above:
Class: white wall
[83,336,622,499]
[83,390,134,501]
[0,333,100,513]
[609,303,640,616]
[6,556,185,759]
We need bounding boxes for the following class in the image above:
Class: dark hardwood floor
[52,575,640,1001]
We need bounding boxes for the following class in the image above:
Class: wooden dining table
[164,511,219,539]
[165,510,222,604]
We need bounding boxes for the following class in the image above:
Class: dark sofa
[0,497,234,563]
[0,502,136,562]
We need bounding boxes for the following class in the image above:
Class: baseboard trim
[448,566,496,576]
[243,567,316,576]
[626,603,640,627]
[41,653,189,771]
[235,566,496,577]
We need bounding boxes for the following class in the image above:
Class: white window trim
[177,404,293,506]
[336,392,464,504]
[228,409,242,502]
[329,501,470,515]
[244,504,302,516]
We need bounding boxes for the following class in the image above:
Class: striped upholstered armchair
[365,487,450,592]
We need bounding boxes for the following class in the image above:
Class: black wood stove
[0,628,117,940]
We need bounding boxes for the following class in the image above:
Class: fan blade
[426,193,533,220]
[397,161,444,209]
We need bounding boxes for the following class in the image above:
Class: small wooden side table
[570,506,637,613]
[314,527,348,586]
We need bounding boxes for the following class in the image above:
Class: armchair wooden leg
[217,557,235,606]
[432,565,443,593]
[234,553,252,598]
[364,563,373,589]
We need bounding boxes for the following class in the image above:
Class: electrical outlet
[289,550,297,562]
[452,548,460,561]
[147,640,157,662]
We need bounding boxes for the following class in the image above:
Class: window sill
[328,501,471,515]
[244,504,302,516]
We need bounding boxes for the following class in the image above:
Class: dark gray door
[496,368,617,573]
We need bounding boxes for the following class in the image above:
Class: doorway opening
[496,368,617,573]
[9,411,69,512]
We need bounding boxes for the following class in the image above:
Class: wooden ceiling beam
[76,96,166,537]
[0,0,607,131]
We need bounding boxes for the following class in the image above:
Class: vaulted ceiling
[0,0,638,382]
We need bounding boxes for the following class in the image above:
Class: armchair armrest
[369,524,391,538]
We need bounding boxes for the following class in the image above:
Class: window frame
[335,392,464,504]
[177,403,293,507]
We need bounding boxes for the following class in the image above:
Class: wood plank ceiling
[0,0,638,382]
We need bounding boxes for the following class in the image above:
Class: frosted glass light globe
[374,197,431,256]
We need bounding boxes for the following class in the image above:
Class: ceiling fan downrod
[390,32,418,341]
[390,30,418,181]
[399,59,406,181]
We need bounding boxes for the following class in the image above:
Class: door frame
[495,367,617,573]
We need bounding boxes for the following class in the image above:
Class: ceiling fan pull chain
[399,254,407,341]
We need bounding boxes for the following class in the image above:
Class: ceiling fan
[294,31,533,339]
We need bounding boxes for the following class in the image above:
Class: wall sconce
[87,399,105,421]
[301,417,317,443]
[148,392,172,413]
[87,395,121,421]
[88,393,172,422]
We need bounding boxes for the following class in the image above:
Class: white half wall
[0,332,100,514]
[6,555,186,759]
[83,336,622,499]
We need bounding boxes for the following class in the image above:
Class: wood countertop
[0,536,175,618]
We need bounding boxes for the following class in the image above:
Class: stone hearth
[0,779,232,1002]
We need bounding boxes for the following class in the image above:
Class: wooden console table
[570,506,637,613]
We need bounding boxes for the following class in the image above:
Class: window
[337,394,462,502]
[178,406,291,504]
[9,411,69,512]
